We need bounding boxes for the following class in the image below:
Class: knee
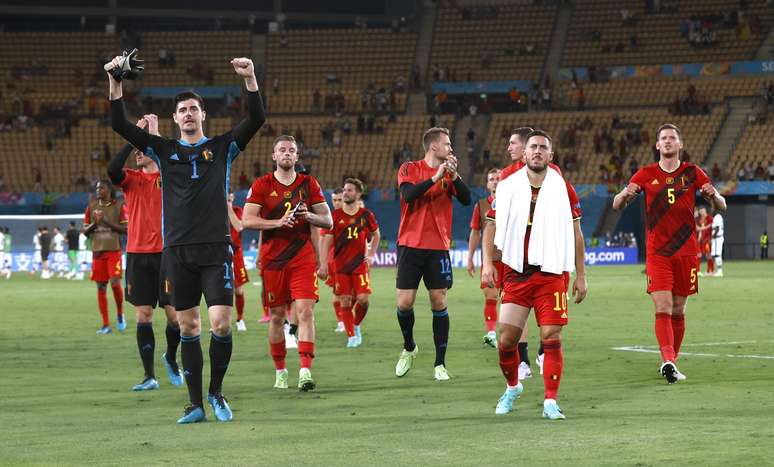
[211,319,230,336]
[97,282,107,291]
[109,278,121,287]
[269,308,286,325]
[396,297,414,311]
[296,306,314,323]
[339,296,352,308]
[498,327,520,348]
[540,327,562,342]
[429,294,447,311]
[356,296,369,307]
[136,309,153,323]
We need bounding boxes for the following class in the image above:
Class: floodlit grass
[1,262,772,466]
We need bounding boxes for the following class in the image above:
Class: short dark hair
[510,126,535,143]
[422,127,450,153]
[332,187,344,195]
[344,177,364,193]
[273,135,297,150]
[173,91,205,111]
[487,167,502,176]
[656,123,682,141]
[525,129,553,148]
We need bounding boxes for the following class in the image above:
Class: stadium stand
[263,28,416,114]
[429,3,557,82]
[728,117,774,181]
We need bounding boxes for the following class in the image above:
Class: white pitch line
[612,345,774,360]
[680,340,759,347]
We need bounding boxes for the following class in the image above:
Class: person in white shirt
[52,226,66,277]
[32,228,42,273]
[711,212,724,277]
[76,232,88,280]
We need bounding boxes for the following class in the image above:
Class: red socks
[707,258,715,273]
[270,341,286,370]
[484,299,498,332]
[671,314,685,358]
[354,302,368,326]
[235,293,245,321]
[542,339,563,401]
[111,283,124,317]
[298,341,315,369]
[341,303,355,337]
[655,312,676,362]
[97,288,109,326]
[498,344,520,387]
[333,300,343,322]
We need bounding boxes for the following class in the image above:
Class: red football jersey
[246,173,326,270]
[470,195,493,231]
[630,162,711,257]
[229,205,244,251]
[328,207,379,274]
[397,160,457,251]
[120,169,163,253]
[487,162,563,219]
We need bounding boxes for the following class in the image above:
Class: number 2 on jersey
[283,202,292,217]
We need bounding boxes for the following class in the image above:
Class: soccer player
[65,221,80,279]
[108,54,265,423]
[107,114,183,392]
[81,180,128,334]
[324,188,346,333]
[227,191,249,331]
[394,127,471,380]
[696,206,713,275]
[482,127,555,378]
[32,227,41,275]
[488,130,587,419]
[52,226,65,277]
[0,227,9,279]
[39,226,52,279]
[613,123,726,384]
[242,135,333,391]
[710,210,725,277]
[467,168,502,348]
[319,178,380,348]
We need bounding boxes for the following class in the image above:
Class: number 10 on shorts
[553,291,568,311]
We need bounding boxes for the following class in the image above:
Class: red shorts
[480,260,505,289]
[233,249,249,288]
[335,271,372,296]
[91,250,122,282]
[261,256,319,307]
[325,260,336,288]
[501,267,570,326]
[646,254,699,296]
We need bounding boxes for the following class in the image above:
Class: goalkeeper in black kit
[106,51,266,424]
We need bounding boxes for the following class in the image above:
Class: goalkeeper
[106,51,266,424]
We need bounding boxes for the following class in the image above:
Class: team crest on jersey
[202,149,213,161]
[651,179,659,185]
[666,177,674,185]
[270,190,278,197]
[284,191,292,199]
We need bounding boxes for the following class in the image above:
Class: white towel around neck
[493,166,576,274]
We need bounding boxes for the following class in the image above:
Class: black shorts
[125,252,169,308]
[396,245,453,290]
[162,243,234,310]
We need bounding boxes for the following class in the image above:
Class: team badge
[202,149,213,161]
[666,177,674,185]
[284,191,292,199]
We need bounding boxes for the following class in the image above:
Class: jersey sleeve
[693,166,711,189]
[308,177,326,206]
[233,206,243,220]
[366,210,379,231]
[629,168,648,189]
[397,162,419,187]
[245,178,265,207]
[470,202,482,230]
[119,202,129,224]
[566,181,582,220]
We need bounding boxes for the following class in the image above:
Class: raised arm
[612,183,641,210]
[700,183,727,212]
[230,58,266,151]
[107,118,150,185]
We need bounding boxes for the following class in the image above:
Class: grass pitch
[1,262,772,466]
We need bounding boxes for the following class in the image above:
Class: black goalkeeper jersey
[110,91,265,247]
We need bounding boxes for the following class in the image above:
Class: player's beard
[527,159,548,173]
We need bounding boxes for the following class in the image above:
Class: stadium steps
[542,0,574,84]
[406,1,438,115]
[754,25,774,60]
[705,97,753,170]
[252,34,267,78]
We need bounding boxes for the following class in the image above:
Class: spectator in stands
[0,174,5,192]
[32,167,43,192]
[744,162,755,180]
[737,166,746,180]
[768,160,774,181]
[74,171,89,192]
[576,87,585,111]
[755,163,766,180]
[712,163,722,181]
